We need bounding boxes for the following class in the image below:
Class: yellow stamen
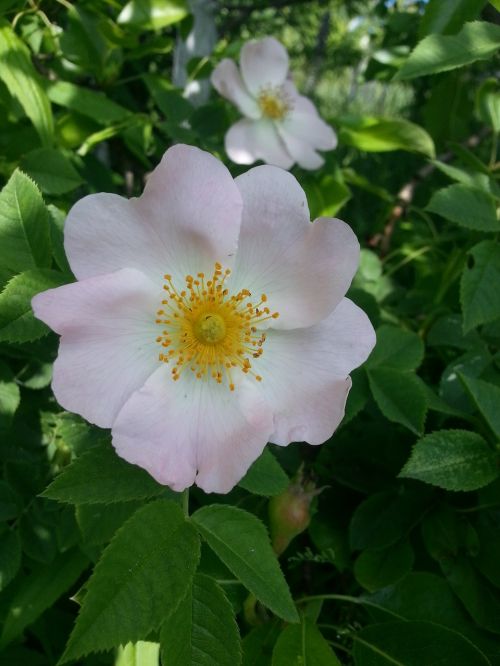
[155,263,279,389]
[258,85,293,120]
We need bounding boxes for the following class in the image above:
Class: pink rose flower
[211,37,337,170]
[32,145,375,494]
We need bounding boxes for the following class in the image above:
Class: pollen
[258,85,293,120]
[155,263,279,389]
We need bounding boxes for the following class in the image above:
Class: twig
[370,127,491,255]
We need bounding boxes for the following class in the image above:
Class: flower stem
[182,488,190,517]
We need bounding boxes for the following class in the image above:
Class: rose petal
[211,58,261,119]
[282,108,337,151]
[231,166,360,328]
[112,367,273,493]
[65,145,243,283]
[32,268,160,428]
[255,298,376,445]
[225,118,294,169]
[240,37,289,96]
[277,129,326,170]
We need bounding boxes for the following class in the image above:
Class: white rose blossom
[211,36,337,170]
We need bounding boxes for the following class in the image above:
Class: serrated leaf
[272,619,340,666]
[76,502,142,545]
[0,360,20,429]
[161,573,241,666]
[396,21,500,80]
[238,449,289,497]
[192,505,298,623]
[43,442,166,505]
[118,0,188,30]
[0,21,53,145]
[0,529,21,591]
[339,116,435,157]
[400,429,498,491]
[458,373,500,438]
[461,240,500,332]
[367,368,427,435]
[60,500,200,664]
[0,170,51,274]
[0,549,88,648]
[419,0,486,37]
[426,184,499,232]
[353,620,490,665]
[116,641,160,666]
[20,148,83,195]
[0,269,68,343]
[367,326,424,371]
[476,78,500,132]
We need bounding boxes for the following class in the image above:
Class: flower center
[258,85,292,120]
[155,263,279,390]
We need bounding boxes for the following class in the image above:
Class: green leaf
[160,573,241,666]
[396,21,500,80]
[426,184,499,232]
[350,486,433,551]
[47,80,131,125]
[476,78,500,132]
[116,642,160,666]
[419,0,486,37]
[60,500,200,663]
[0,170,51,273]
[0,360,20,429]
[0,21,53,145]
[339,117,435,157]
[0,529,21,591]
[399,430,498,491]
[20,148,83,195]
[272,619,341,666]
[76,502,142,546]
[446,556,500,635]
[461,240,500,332]
[0,481,20,521]
[353,621,490,665]
[118,0,188,30]
[242,622,281,666]
[144,74,193,124]
[238,449,289,497]
[0,549,88,648]
[0,269,68,343]
[42,442,166,505]
[367,326,424,371]
[367,368,427,435]
[192,505,298,623]
[354,539,414,592]
[459,373,500,438]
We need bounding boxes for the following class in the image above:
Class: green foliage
[43,442,166,505]
[460,240,500,331]
[0,170,51,275]
[0,269,68,342]
[61,500,200,663]
[192,505,298,623]
[272,619,340,665]
[238,448,289,496]
[161,573,241,666]
[396,21,500,79]
[0,1,499,663]
[0,21,53,145]
[400,430,498,491]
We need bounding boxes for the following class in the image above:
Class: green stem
[182,488,190,517]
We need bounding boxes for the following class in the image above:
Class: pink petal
[255,298,376,445]
[225,118,294,169]
[240,37,289,96]
[211,58,261,119]
[277,130,326,170]
[65,145,243,283]
[32,269,160,428]
[112,367,274,493]
[231,166,360,328]
[282,107,337,151]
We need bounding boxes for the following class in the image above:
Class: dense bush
[0,0,499,664]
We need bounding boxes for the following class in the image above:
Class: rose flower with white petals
[211,36,337,170]
[32,145,375,494]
